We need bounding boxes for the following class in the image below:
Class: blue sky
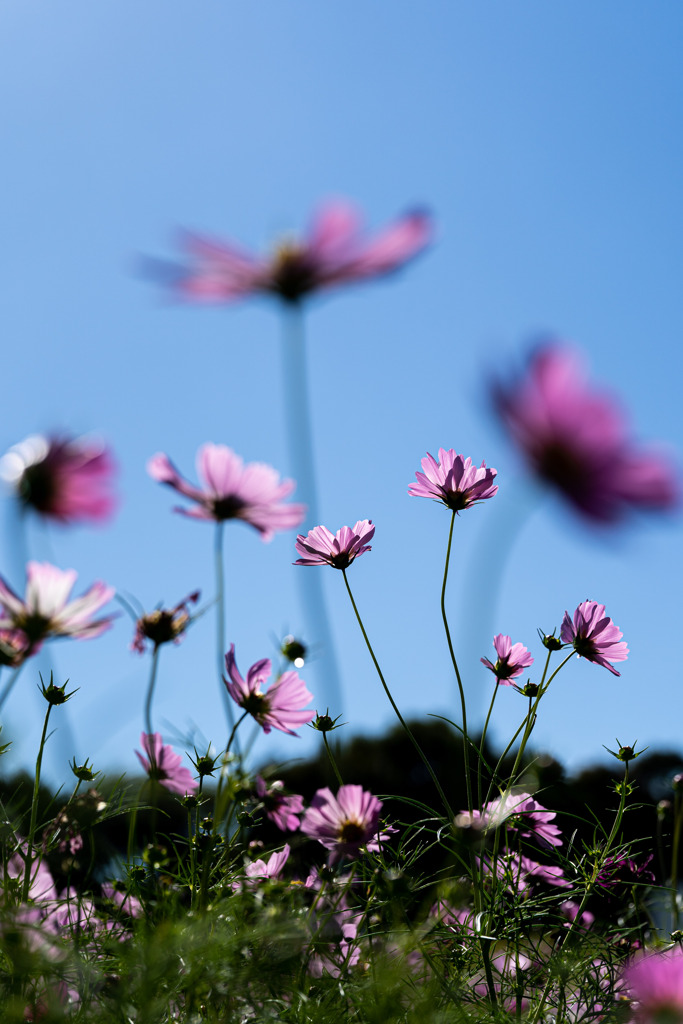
[1,2,682,786]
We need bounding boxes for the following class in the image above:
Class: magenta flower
[151,199,432,305]
[621,946,683,1023]
[244,844,290,884]
[301,784,386,860]
[135,732,198,796]
[490,792,563,849]
[481,634,534,686]
[408,450,498,512]
[255,776,304,832]
[493,343,679,523]
[148,443,305,541]
[294,520,375,569]
[131,590,200,654]
[0,433,117,524]
[561,600,628,676]
[224,644,314,736]
[0,562,115,650]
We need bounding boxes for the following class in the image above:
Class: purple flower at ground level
[224,645,314,736]
[0,433,117,525]
[294,520,374,569]
[150,199,432,305]
[255,776,304,831]
[481,634,534,686]
[131,590,200,654]
[244,845,290,884]
[301,785,387,860]
[148,443,305,541]
[561,600,628,677]
[621,946,683,1023]
[492,343,679,523]
[408,449,498,512]
[135,733,198,796]
[0,562,115,651]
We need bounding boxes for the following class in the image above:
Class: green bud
[70,758,96,782]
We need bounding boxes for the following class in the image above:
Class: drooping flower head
[131,590,200,654]
[481,634,534,686]
[301,785,388,861]
[0,562,115,651]
[148,443,305,541]
[149,199,432,305]
[492,343,679,523]
[243,845,291,885]
[0,433,117,524]
[255,776,304,832]
[408,450,498,512]
[224,644,314,736]
[621,945,683,1023]
[561,600,628,676]
[135,733,198,796]
[294,520,374,569]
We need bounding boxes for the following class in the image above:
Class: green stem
[672,789,682,930]
[215,523,239,750]
[477,681,501,810]
[341,569,453,819]
[0,662,26,715]
[23,702,53,902]
[508,652,575,784]
[323,733,344,787]
[214,711,249,832]
[143,645,161,739]
[441,511,472,815]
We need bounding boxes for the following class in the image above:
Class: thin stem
[477,681,501,809]
[213,711,249,833]
[441,510,472,815]
[0,662,26,716]
[671,788,682,929]
[509,652,574,783]
[341,569,453,819]
[23,702,53,902]
[323,733,344,787]
[143,645,161,739]
[214,523,238,748]
[281,305,343,714]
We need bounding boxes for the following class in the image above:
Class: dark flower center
[19,461,55,513]
[16,612,51,645]
[140,610,188,647]
[338,819,365,844]
[494,658,514,679]
[271,246,317,302]
[535,441,590,498]
[241,692,267,720]
[211,495,247,521]
[572,636,596,659]
[329,552,353,570]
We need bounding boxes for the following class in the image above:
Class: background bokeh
[1,1,681,785]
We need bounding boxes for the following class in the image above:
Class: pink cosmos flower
[408,449,498,512]
[301,784,387,860]
[131,590,200,654]
[481,634,534,686]
[621,945,683,1023]
[0,562,115,651]
[151,199,432,305]
[0,433,117,524]
[224,644,314,736]
[493,343,679,523]
[244,844,290,884]
[148,443,305,541]
[255,776,304,831]
[462,791,562,849]
[294,520,375,569]
[561,600,628,676]
[135,732,198,796]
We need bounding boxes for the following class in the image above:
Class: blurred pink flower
[151,199,432,305]
[294,520,374,569]
[255,776,304,831]
[621,945,683,1023]
[0,628,30,667]
[131,590,200,654]
[481,634,534,686]
[561,600,628,676]
[148,443,305,541]
[493,343,679,523]
[0,433,117,524]
[301,784,387,860]
[224,644,314,736]
[135,732,198,796]
[408,449,498,512]
[0,562,115,650]
[244,844,290,884]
